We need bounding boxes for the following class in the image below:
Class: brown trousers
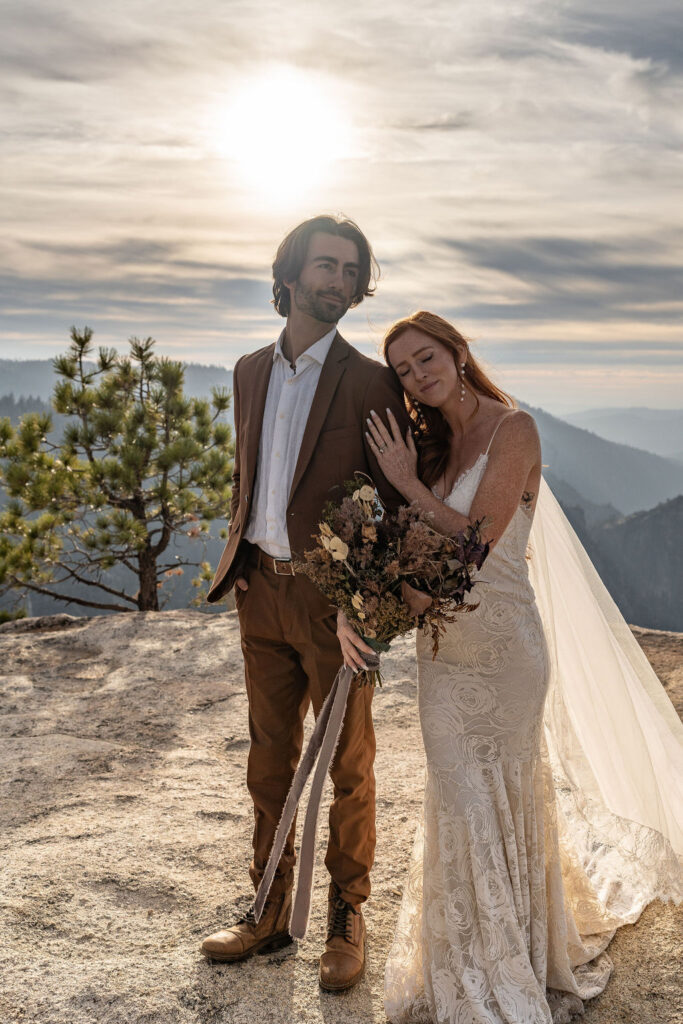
[235,547,376,908]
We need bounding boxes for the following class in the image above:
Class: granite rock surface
[0,611,681,1024]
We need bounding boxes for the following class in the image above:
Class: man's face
[287,232,360,324]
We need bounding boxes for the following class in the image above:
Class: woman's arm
[366,409,540,549]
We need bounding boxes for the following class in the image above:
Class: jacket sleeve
[229,358,242,524]
[362,363,412,511]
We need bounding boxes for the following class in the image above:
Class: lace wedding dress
[384,445,683,1024]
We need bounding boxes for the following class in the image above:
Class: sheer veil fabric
[529,479,682,883]
[384,475,682,1024]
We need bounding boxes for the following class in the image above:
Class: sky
[1,0,682,414]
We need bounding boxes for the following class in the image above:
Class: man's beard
[292,281,351,323]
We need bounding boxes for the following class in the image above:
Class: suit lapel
[244,343,275,500]
[288,332,349,506]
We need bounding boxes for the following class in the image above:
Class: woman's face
[387,327,461,408]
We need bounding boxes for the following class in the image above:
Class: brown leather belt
[250,546,296,576]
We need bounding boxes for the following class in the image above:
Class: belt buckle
[273,558,295,576]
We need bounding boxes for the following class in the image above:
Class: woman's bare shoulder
[494,408,540,451]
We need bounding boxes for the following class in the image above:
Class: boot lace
[238,905,257,927]
[327,897,354,941]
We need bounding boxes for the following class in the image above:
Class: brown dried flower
[294,473,489,683]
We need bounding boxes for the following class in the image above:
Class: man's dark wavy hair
[272,214,379,317]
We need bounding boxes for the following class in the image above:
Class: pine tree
[0,327,233,612]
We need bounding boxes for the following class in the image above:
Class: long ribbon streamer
[252,652,379,939]
[290,664,352,938]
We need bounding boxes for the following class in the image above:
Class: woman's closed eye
[398,355,432,378]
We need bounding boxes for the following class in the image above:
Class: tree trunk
[137,548,159,611]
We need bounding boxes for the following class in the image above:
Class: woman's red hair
[383,311,515,487]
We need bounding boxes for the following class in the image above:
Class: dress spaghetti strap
[484,410,515,455]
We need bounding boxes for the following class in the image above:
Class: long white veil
[529,478,682,915]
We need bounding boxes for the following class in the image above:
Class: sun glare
[215,67,353,206]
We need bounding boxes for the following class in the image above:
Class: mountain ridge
[0,358,234,405]
[562,406,683,460]
[559,494,683,632]
[520,401,683,515]
[2,359,681,515]
[1,374,681,630]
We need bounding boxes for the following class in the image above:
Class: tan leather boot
[319,889,366,992]
[200,891,292,962]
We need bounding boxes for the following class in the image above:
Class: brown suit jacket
[206,331,411,603]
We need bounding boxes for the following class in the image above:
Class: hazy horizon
[2,0,682,412]
[2,352,682,419]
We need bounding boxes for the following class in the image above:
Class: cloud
[0,0,681,411]
[557,0,683,72]
[400,112,475,132]
[0,237,275,361]
[436,234,683,322]
[483,338,683,366]
[0,3,173,83]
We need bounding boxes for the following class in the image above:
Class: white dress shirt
[243,326,337,558]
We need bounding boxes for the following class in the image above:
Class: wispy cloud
[1,0,681,411]
[557,0,683,70]
[437,234,683,322]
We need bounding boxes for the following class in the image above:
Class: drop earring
[411,396,425,433]
[459,362,466,402]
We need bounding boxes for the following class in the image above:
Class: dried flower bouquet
[295,476,490,683]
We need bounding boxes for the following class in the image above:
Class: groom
[201,215,410,990]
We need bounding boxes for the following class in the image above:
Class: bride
[338,310,682,1024]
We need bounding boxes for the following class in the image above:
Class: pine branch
[58,541,141,567]
[9,577,133,613]
[56,566,138,604]
[157,559,202,571]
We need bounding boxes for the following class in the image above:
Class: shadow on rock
[188,941,300,1023]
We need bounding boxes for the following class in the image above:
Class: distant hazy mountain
[563,407,683,460]
[520,402,683,515]
[542,471,619,528]
[522,492,682,632]
[3,360,678,516]
[185,365,233,405]
[3,368,683,630]
[0,358,233,408]
[0,394,53,423]
[0,361,58,402]
[587,497,683,632]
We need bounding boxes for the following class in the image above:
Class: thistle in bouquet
[294,475,490,684]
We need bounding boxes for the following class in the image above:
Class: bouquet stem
[357,635,391,687]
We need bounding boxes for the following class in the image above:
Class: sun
[215,66,353,206]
